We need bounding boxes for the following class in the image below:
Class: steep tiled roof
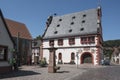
[43,8,101,39]
[5,19,32,40]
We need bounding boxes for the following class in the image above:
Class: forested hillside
[103,39,120,58]
[103,40,120,47]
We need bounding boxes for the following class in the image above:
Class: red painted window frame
[81,36,95,44]
[58,39,63,46]
[69,38,75,45]
[49,40,54,46]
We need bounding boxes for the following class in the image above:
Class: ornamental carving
[91,49,95,53]
[83,48,90,51]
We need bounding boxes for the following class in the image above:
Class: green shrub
[58,60,63,64]
[39,58,47,67]
[69,60,75,64]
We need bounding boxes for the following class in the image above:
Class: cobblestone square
[0,64,119,80]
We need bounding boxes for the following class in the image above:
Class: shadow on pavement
[57,71,69,73]
[0,70,41,79]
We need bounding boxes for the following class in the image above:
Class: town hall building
[42,7,103,65]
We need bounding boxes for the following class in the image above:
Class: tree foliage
[103,40,120,47]
[35,35,42,40]
[103,39,120,58]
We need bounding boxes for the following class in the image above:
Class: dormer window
[70,22,74,25]
[80,28,84,31]
[69,29,72,33]
[59,19,62,21]
[54,31,58,34]
[72,16,76,19]
[97,28,100,33]
[57,24,60,27]
[83,14,86,17]
[82,20,85,23]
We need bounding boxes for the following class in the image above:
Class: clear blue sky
[0,0,120,41]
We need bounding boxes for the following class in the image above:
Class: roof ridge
[5,18,25,25]
[53,8,97,18]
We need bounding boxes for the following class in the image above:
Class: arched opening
[81,52,93,64]
[58,53,62,64]
[70,52,75,64]
[58,53,62,60]
[71,53,75,60]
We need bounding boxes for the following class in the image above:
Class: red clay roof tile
[5,19,32,40]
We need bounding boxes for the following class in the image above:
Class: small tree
[103,48,113,59]
[36,35,42,40]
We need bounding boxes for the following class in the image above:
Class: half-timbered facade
[32,39,42,64]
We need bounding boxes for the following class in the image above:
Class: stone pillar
[48,46,57,73]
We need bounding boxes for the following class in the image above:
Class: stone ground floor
[0,64,119,80]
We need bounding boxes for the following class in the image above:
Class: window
[0,46,7,61]
[81,36,95,44]
[71,53,75,60]
[82,20,85,23]
[69,38,75,45]
[49,40,54,46]
[37,53,39,56]
[72,16,76,19]
[34,42,37,46]
[54,31,58,34]
[80,28,84,31]
[69,29,72,33]
[81,37,87,44]
[97,28,100,33]
[57,24,60,27]
[58,53,62,60]
[59,19,62,21]
[70,22,74,25]
[58,39,63,46]
[88,36,95,43]
[83,14,86,17]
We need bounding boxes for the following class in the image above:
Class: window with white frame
[0,46,7,61]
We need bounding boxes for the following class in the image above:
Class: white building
[0,10,14,73]
[42,7,103,65]
[112,47,120,64]
[32,39,42,64]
